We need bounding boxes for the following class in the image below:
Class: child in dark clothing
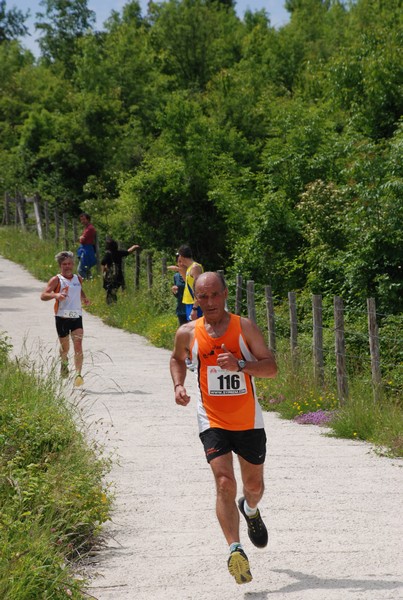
[101,237,139,304]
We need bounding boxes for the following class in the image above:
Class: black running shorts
[199,427,266,465]
[55,316,83,338]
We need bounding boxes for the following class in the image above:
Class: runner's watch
[237,359,246,372]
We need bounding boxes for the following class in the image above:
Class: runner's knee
[215,473,237,500]
[244,478,264,498]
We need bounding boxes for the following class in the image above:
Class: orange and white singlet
[54,274,82,318]
[190,314,264,433]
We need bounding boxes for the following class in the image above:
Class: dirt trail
[0,255,402,600]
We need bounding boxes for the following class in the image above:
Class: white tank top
[55,274,82,318]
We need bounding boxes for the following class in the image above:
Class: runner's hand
[175,385,190,406]
[217,344,238,371]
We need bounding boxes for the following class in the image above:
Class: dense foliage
[0,0,402,311]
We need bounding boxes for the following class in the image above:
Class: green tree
[297,179,347,294]
[296,126,403,311]
[148,0,243,91]
[35,0,95,72]
[208,147,304,292]
[72,3,165,202]
[110,89,229,266]
[339,128,403,311]
[0,0,29,42]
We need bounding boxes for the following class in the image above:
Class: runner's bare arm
[189,263,203,318]
[217,318,277,378]
[40,276,63,301]
[190,263,203,279]
[77,275,90,305]
[81,289,91,306]
[170,324,194,406]
[241,318,277,378]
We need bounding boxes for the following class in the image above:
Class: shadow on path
[84,390,151,396]
[0,285,36,298]
[244,569,403,596]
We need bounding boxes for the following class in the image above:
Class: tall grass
[258,341,403,456]
[258,344,339,420]
[0,334,112,599]
[330,379,403,456]
[1,226,402,458]
[0,228,60,281]
[84,274,179,349]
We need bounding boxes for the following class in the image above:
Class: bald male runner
[170,271,277,584]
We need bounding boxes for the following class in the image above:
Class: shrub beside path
[0,255,402,600]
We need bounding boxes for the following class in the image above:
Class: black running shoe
[227,547,252,584]
[238,496,268,548]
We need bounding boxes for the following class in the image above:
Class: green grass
[0,228,61,282]
[257,343,403,456]
[330,379,403,456]
[83,275,179,349]
[258,346,339,419]
[0,334,112,599]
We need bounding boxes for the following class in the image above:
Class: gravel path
[0,255,402,600]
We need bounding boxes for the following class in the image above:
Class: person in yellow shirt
[177,244,203,321]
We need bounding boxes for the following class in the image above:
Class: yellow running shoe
[227,547,252,585]
[74,374,84,387]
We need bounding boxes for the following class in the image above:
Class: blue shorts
[199,428,266,465]
[185,304,203,321]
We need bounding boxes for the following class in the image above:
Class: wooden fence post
[217,270,228,311]
[33,193,43,240]
[247,280,256,323]
[16,193,26,231]
[72,219,78,244]
[334,296,348,404]
[44,201,50,238]
[54,208,59,245]
[134,249,140,290]
[162,256,167,276]
[367,297,382,401]
[265,285,276,353]
[312,294,324,387]
[95,234,101,273]
[63,213,69,249]
[288,292,298,365]
[3,193,10,225]
[146,251,153,290]
[235,274,242,315]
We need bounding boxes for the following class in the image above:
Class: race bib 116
[207,366,247,396]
